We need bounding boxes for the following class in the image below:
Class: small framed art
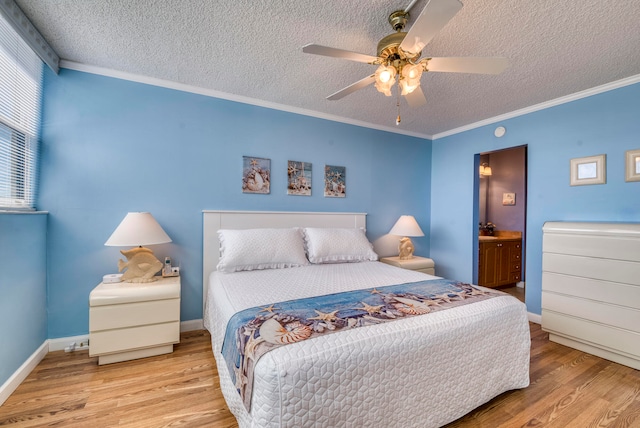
[287,160,312,196]
[242,156,271,194]
[570,154,606,186]
[625,149,640,182]
[324,165,346,198]
[502,192,516,206]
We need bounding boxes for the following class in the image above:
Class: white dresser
[89,276,181,365]
[542,222,640,369]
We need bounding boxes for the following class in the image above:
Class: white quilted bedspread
[205,262,530,428]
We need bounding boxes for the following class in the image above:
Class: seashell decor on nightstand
[117,247,164,283]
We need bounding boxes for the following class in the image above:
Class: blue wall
[40,68,432,338]
[430,82,640,315]
[0,213,47,387]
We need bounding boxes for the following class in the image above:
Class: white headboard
[202,210,367,309]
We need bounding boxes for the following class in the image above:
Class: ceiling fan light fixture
[399,63,423,95]
[403,63,423,84]
[374,64,397,96]
[302,0,508,120]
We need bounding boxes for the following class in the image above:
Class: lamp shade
[105,212,171,247]
[480,163,492,176]
[389,215,425,237]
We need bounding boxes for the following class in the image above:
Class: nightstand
[89,276,180,365]
[380,255,435,275]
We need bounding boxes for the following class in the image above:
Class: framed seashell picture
[287,160,312,196]
[324,165,346,198]
[242,156,271,194]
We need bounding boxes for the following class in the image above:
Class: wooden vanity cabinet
[478,238,522,288]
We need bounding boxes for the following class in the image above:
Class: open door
[473,146,527,301]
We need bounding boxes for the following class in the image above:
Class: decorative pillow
[217,228,309,273]
[303,227,378,264]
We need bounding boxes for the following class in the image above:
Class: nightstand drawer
[90,321,179,356]
[90,298,179,331]
[380,256,435,275]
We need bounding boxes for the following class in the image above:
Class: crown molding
[59,61,640,142]
[59,61,432,140]
[432,74,640,140]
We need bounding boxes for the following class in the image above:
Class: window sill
[0,210,48,215]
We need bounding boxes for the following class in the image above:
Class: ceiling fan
[302,0,508,124]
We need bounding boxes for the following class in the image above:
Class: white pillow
[217,228,309,273]
[303,227,378,264]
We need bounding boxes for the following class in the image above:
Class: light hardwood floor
[500,285,525,303]
[1,326,639,427]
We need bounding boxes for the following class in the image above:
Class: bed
[203,211,530,428]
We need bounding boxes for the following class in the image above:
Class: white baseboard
[181,319,203,332]
[516,281,525,288]
[47,320,204,353]
[528,312,542,324]
[48,334,89,352]
[0,341,48,406]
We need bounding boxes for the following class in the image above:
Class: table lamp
[389,215,424,260]
[104,212,172,283]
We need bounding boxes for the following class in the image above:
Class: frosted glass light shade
[400,64,423,95]
[374,64,397,97]
[389,215,425,237]
[105,212,172,247]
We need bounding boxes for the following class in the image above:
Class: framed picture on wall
[324,165,346,198]
[242,156,271,194]
[287,160,312,196]
[502,193,516,206]
[625,149,640,182]
[570,154,606,186]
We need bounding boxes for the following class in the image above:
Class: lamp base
[117,247,163,283]
[398,237,415,260]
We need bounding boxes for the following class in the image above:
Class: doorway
[473,145,527,301]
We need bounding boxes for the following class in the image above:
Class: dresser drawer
[542,310,640,359]
[90,298,179,331]
[90,321,179,356]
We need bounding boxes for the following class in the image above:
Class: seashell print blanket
[221,279,504,411]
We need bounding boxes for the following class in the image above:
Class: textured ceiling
[16,0,640,138]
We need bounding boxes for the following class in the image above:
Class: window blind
[0,12,42,210]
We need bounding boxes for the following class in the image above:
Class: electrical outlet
[64,340,89,352]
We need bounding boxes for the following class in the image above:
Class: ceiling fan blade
[327,75,376,100]
[405,86,427,108]
[399,0,463,55]
[427,57,509,74]
[302,44,378,64]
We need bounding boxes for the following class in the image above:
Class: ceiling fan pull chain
[396,80,401,125]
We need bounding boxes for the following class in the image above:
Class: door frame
[472,145,528,289]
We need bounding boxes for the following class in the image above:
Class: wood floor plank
[2,326,640,427]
